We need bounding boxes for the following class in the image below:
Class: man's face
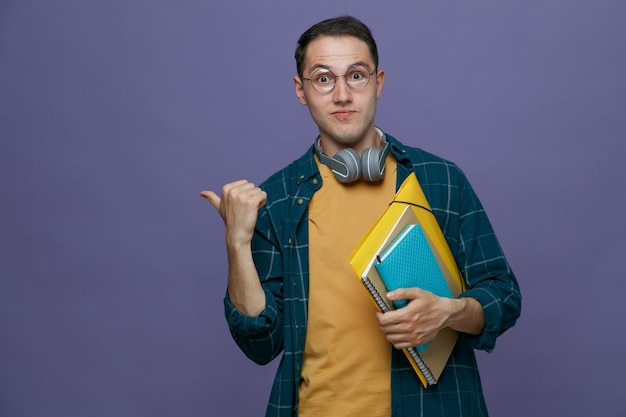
[294,35,384,155]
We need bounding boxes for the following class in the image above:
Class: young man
[202,15,521,417]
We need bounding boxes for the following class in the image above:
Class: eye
[314,71,334,84]
[349,70,365,81]
[316,75,331,84]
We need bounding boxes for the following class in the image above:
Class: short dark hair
[295,15,379,77]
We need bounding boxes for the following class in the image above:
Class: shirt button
[312,178,318,185]
[297,198,304,205]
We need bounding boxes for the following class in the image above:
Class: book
[349,173,466,388]
[374,223,454,309]
[374,223,455,353]
[357,205,419,313]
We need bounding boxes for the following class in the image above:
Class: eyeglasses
[301,65,376,93]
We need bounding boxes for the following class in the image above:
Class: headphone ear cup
[332,148,362,183]
[361,147,385,182]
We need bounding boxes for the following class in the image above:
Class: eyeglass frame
[300,65,377,93]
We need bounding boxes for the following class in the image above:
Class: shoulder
[259,146,318,196]
[386,133,469,188]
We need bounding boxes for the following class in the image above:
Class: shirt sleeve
[454,171,522,352]
[222,206,286,365]
[223,286,283,365]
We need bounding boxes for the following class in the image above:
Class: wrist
[226,233,252,255]
[447,297,485,336]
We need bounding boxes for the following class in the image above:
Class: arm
[377,289,484,350]
[201,180,285,365]
[201,180,267,316]
[377,166,521,351]
[452,173,522,352]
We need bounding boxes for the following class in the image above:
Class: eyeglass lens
[308,65,372,93]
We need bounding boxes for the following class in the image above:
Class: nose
[332,76,353,103]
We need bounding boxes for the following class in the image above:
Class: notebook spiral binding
[361,277,437,386]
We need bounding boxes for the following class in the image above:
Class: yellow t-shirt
[298,153,397,417]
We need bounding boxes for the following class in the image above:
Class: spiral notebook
[374,223,454,308]
[349,173,465,388]
[374,223,455,352]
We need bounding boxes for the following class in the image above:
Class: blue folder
[374,223,454,351]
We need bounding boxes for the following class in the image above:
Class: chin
[330,128,367,147]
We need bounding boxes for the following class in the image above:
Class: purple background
[1,1,625,416]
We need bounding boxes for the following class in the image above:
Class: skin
[201,34,485,349]
[293,35,384,156]
[201,180,267,317]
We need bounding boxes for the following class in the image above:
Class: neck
[319,127,383,156]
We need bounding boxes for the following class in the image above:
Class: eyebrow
[308,61,373,74]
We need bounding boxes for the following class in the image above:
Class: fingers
[386,287,422,302]
[200,190,221,210]
[376,308,432,350]
[200,180,267,246]
[376,288,447,349]
[221,180,266,211]
[200,180,266,211]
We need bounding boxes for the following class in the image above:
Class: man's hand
[376,288,484,350]
[200,180,267,249]
[200,180,268,317]
[376,288,450,349]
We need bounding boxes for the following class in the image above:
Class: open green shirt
[224,133,522,417]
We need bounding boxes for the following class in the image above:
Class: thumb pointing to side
[200,190,227,223]
[200,180,266,239]
[200,190,221,210]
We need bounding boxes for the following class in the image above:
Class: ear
[294,76,307,105]
[375,69,385,99]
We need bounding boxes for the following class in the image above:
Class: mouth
[332,110,356,120]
